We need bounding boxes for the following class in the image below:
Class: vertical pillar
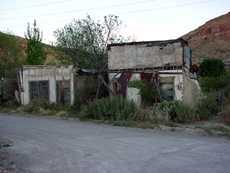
[23,70,30,105]
[49,77,56,104]
[70,70,74,105]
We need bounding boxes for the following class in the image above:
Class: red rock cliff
[183,12,230,64]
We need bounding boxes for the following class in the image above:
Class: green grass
[0,31,72,69]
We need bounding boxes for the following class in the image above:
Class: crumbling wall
[159,71,184,101]
[109,71,184,105]
[183,75,201,107]
[108,42,183,70]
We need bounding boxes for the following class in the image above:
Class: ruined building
[107,38,200,106]
[18,65,75,105]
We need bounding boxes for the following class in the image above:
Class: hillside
[183,12,230,64]
[1,12,230,68]
[0,31,70,68]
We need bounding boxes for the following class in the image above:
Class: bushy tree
[200,59,225,77]
[25,20,45,65]
[54,15,129,69]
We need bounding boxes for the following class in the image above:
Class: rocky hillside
[183,12,230,64]
[0,31,69,67]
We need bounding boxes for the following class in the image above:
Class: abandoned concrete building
[107,38,200,106]
[18,65,75,105]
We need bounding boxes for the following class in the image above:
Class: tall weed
[79,96,137,121]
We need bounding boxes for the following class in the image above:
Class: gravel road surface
[0,114,230,173]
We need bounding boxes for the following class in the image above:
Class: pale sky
[0,0,229,44]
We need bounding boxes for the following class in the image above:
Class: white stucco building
[18,65,75,105]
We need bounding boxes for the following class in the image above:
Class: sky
[0,0,230,44]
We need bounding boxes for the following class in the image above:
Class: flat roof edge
[22,65,74,69]
[107,38,188,49]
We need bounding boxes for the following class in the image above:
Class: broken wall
[183,75,201,107]
[108,42,184,70]
[109,70,184,105]
[159,71,183,101]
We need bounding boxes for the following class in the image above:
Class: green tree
[25,20,45,65]
[200,59,225,77]
[54,15,129,69]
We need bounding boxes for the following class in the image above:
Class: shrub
[198,71,230,120]
[152,101,197,123]
[20,99,70,116]
[133,107,158,122]
[172,103,197,123]
[79,96,137,121]
[128,80,158,105]
[195,93,220,120]
[200,59,225,77]
[199,73,230,92]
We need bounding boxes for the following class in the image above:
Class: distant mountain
[183,12,230,64]
[0,31,70,67]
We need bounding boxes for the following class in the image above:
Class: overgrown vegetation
[199,72,230,92]
[196,93,220,119]
[128,80,158,105]
[79,96,137,121]
[199,59,225,77]
[78,97,205,124]
[198,59,230,125]
[15,99,71,117]
[152,101,197,123]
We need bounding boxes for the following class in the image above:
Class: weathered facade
[107,39,200,105]
[108,39,191,70]
[18,65,75,105]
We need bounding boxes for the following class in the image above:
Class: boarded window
[29,81,49,101]
[56,80,70,105]
[160,77,175,101]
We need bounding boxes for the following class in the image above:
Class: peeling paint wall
[108,42,184,70]
[20,65,74,105]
